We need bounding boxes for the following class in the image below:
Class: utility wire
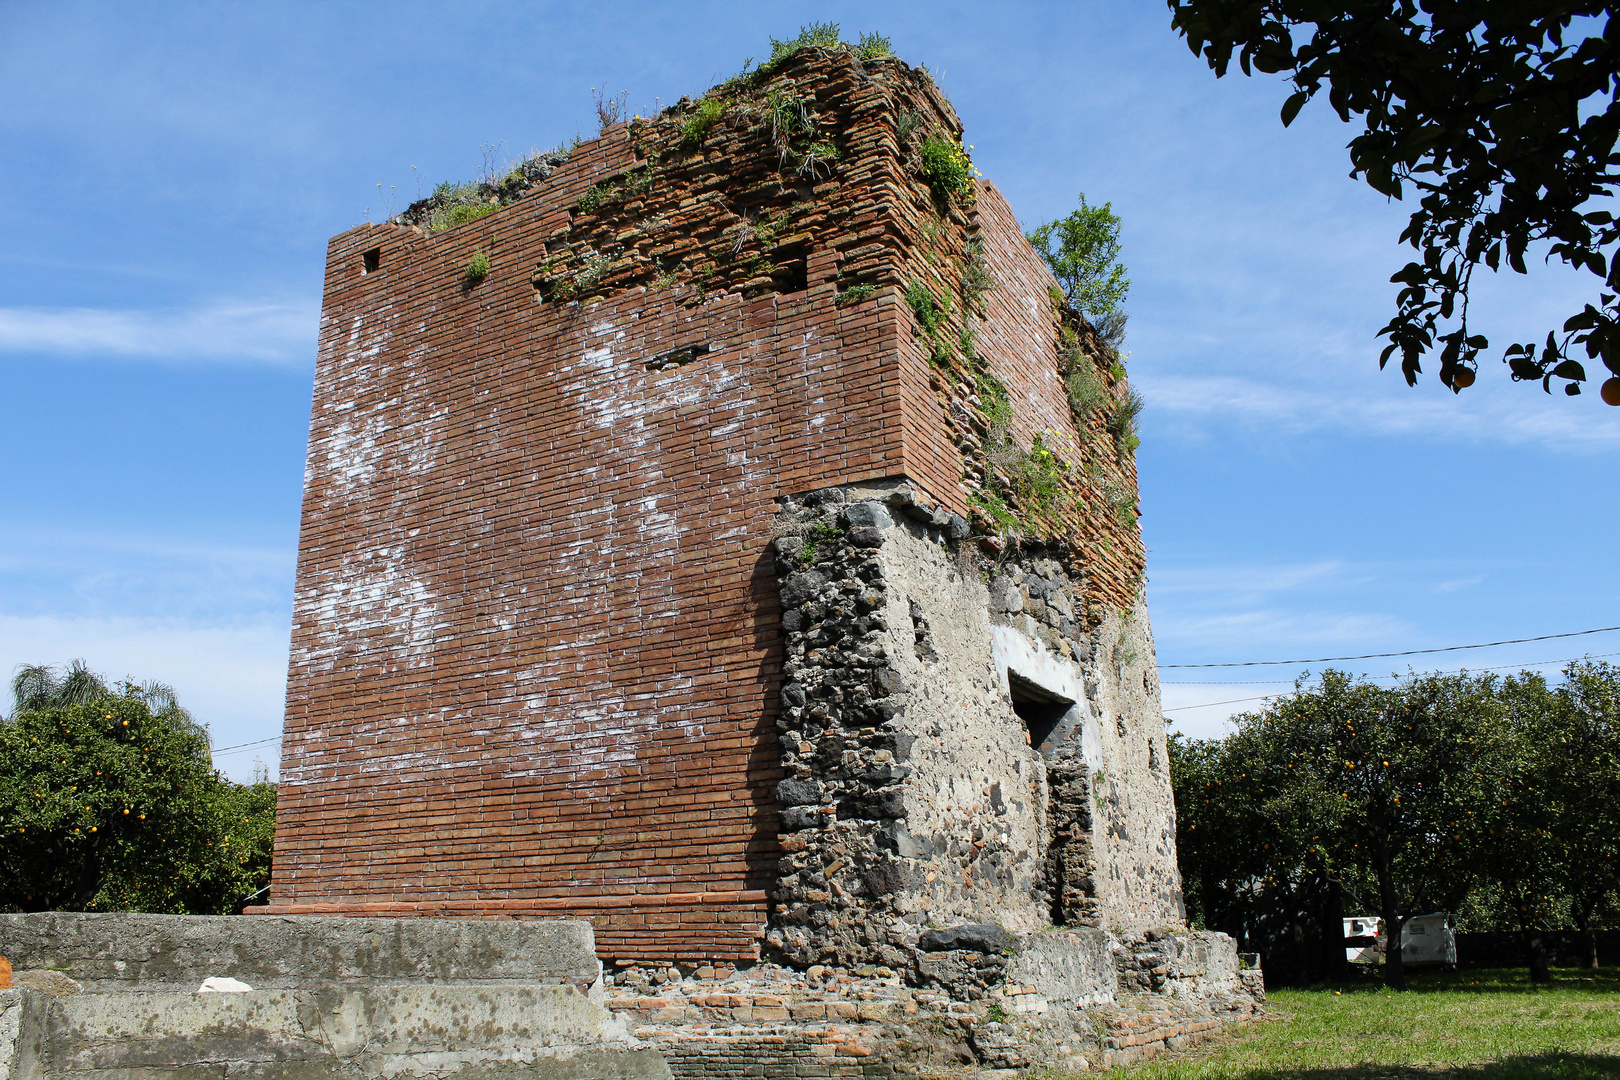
[1164,695,1271,713]
[1159,625,1620,669]
[1160,651,1620,715]
[210,735,281,756]
[1161,650,1620,685]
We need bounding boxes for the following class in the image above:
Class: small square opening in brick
[362,249,381,275]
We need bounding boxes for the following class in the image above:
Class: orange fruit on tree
[1452,367,1476,389]
[1603,377,1620,406]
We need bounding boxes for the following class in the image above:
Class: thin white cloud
[1154,608,1411,653]
[1149,560,1359,597]
[0,300,317,365]
[1138,371,1620,449]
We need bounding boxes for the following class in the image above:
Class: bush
[681,97,726,149]
[1027,195,1130,326]
[919,135,974,206]
[769,22,843,66]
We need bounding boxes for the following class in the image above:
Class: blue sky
[2,2,1615,779]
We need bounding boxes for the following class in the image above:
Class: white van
[1344,913,1457,968]
[1343,915,1381,964]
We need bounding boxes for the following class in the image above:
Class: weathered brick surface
[271,47,1149,964]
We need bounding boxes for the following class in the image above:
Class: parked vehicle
[1344,913,1457,969]
[1343,915,1381,964]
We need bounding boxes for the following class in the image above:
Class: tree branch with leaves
[1168,1,1620,404]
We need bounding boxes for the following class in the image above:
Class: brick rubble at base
[604,926,1265,1077]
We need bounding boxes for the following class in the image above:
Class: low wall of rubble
[0,915,1261,1078]
[606,925,1264,1075]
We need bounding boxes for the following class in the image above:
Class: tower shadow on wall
[745,543,786,895]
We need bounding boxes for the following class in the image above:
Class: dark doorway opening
[1008,672,1072,755]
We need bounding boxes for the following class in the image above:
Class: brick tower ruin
[269,45,1184,970]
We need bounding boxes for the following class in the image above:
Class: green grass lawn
[1102,968,1620,1080]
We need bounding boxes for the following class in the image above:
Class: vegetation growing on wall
[372,27,1140,608]
[919,187,1141,585]
[919,134,976,209]
[393,146,575,234]
[1028,196,1130,332]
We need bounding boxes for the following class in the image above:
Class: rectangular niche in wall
[1008,672,1073,756]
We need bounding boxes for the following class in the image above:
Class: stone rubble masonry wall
[767,483,1182,968]
[274,44,1157,967]
[0,917,1261,1077]
[604,927,1263,1075]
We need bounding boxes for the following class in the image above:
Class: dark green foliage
[1173,663,1620,988]
[1167,1,1620,400]
[1175,670,1505,989]
[0,663,275,915]
[1026,195,1129,325]
[1478,662,1620,975]
[464,248,489,287]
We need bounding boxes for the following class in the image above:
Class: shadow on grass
[1198,1053,1620,1080]
[1297,966,1620,996]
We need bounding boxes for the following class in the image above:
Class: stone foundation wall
[607,926,1263,1074]
[0,913,599,993]
[0,914,1261,1077]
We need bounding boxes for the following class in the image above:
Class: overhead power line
[1164,695,1270,713]
[1161,650,1620,716]
[1162,650,1620,685]
[1159,625,1620,669]
[210,735,281,756]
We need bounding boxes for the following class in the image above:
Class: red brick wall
[270,50,1143,961]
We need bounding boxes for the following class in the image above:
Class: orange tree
[0,665,274,913]
[1553,661,1620,969]
[1172,722,1355,987]
[1487,661,1620,978]
[1167,2,1620,402]
[1173,670,1505,990]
